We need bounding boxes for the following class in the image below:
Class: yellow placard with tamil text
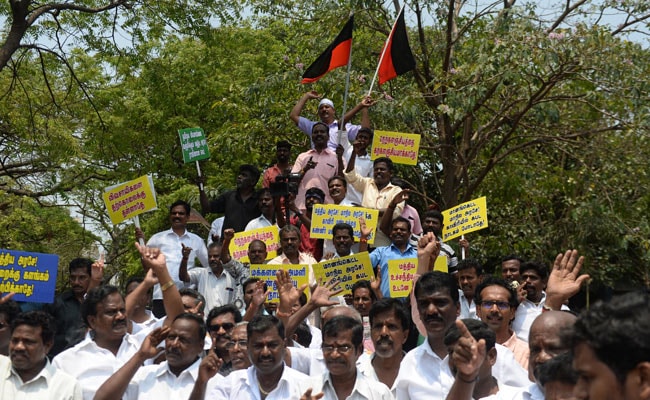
[249,264,309,303]
[388,258,418,298]
[371,130,421,166]
[310,204,378,244]
[313,252,374,295]
[441,197,488,241]
[103,175,158,225]
[434,255,448,273]
[228,226,279,263]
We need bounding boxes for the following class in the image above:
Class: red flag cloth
[301,16,354,84]
[378,9,416,85]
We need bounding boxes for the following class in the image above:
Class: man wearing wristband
[146,200,209,317]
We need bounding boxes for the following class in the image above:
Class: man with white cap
[290,90,374,152]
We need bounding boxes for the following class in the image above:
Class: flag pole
[367,3,406,97]
[338,11,355,146]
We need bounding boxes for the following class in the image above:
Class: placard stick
[134,215,145,247]
[196,161,204,191]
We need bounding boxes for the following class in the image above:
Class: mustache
[425,315,443,323]
[376,338,393,346]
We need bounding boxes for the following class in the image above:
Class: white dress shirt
[52,334,144,400]
[311,370,394,399]
[479,382,526,400]
[124,358,223,400]
[188,267,237,312]
[207,364,312,399]
[147,228,209,300]
[394,339,454,400]
[244,215,275,231]
[512,292,569,341]
[0,355,82,400]
[459,290,480,320]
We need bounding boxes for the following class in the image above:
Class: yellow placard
[312,252,374,295]
[441,196,489,241]
[229,226,279,263]
[388,258,418,298]
[103,175,158,225]
[249,264,309,303]
[371,130,421,166]
[310,204,379,244]
[434,255,448,273]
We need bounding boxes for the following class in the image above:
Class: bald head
[321,306,361,328]
[529,311,577,382]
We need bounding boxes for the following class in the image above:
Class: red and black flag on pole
[378,8,415,85]
[301,16,354,84]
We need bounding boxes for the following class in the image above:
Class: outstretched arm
[290,91,320,125]
[94,326,170,400]
[545,249,589,310]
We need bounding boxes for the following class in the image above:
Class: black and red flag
[301,16,354,84]
[378,8,416,85]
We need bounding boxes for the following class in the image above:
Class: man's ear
[486,347,497,367]
[43,339,54,355]
[86,315,96,331]
[635,362,650,400]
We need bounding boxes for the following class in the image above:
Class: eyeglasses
[207,322,235,332]
[479,301,511,311]
[225,340,248,350]
[322,344,354,354]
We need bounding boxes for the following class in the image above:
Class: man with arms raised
[0,311,82,398]
[94,313,217,400]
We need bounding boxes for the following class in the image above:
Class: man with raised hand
[94,313,218,400]
[290,91,374,152]
[52,243,184,400]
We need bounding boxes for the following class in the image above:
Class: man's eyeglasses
[225,340,248,350]
[207,323,235,332]
[479,301,511,311]
[322,344,354,354]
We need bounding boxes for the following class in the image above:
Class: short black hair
[457,258,483,276]
[82,285,122,327]
[322,315,363,348]
[248,314,284,339]
[519,261,549,281]
[239,164,261,184]
[369,298,410,331]
[357,127,374,141]
[11,311,56,344]
[424,209,443,223]
[569,291,650,383]
[444,318,496,351]
[373,157,394,172]
[243,277,268,293]
[207,304,242,325]
[414,271,459,304]
[69,258,92,276]
[170,200,191,215]
[294,321,313,348]
[391,216,411,232]
[0,300,21,325]
[501,254,524,264]
[332,222,354,239]
[351,280,377,302]
[276,140,292,150]
[328,175,347,188]
[173,312,206,342]
[536,352,578,387]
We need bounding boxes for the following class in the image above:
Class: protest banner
[310,204,379,244]
[103,175,158,225]
[228,226,279,263]
[434,255,448,273]
[441,196,488,241]
[0,249,59,303]
[249,264,309,303]
[371,130,421,166]
[312,252,374,295]
[178,127,211,163]
[388,258,417,298]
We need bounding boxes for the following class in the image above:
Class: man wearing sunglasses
[205,304,241,377]
[475,277,529,371]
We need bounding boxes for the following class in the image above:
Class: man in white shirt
[245,188,276,231]
[94,313,217,400]
[53,244,185,400]
[444,319,525,400]
[394,271,459,400]
[0,311,82,399]
[457,259,483,320]
[147,200,209,317]
[206,314,312,399]
[309,315,393,399]
[180,242,237,313]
